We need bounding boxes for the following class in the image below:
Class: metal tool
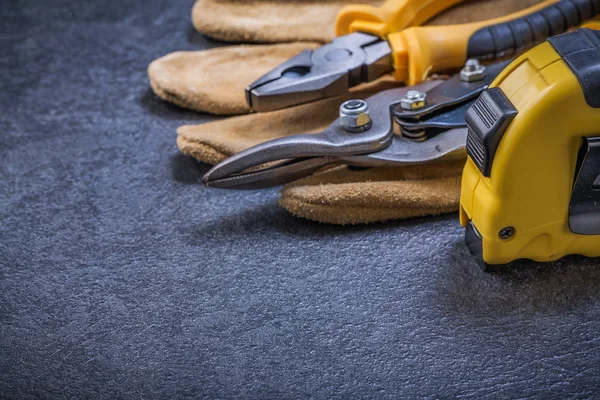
[460,28,600,269]
[204,61,510,190]
[247,0,600,112]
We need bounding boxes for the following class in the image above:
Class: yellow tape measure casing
[460,29,600,267]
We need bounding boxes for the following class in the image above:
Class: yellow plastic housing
[387,0,558,85]
[460,42,600,264]
[335,0,464,38]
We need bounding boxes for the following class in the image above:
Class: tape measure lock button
[464,88,518,177]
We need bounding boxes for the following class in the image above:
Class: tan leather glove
[149,0,541,224]
[192,0,383,43]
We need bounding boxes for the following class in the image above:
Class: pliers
[204,60,510,189]
[247,0,599,112]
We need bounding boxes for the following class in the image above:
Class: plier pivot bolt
[339,100,372,133]
[461,59,486,83]
[400,90,427,111]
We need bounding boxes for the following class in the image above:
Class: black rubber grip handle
[548,28,600,107]
[467,0,600,60]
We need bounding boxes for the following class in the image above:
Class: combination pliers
[247,0,600,112]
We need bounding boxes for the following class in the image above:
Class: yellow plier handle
[581,19,600,29]
[336,0,465,37]
[389,0,598,85]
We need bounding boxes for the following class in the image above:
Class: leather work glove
[191,0,382,44]
[149,0,542,225]
[150,0,384,115]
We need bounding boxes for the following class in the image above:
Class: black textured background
[1,0,600,398]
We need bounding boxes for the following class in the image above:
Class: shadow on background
[170,152,211,185]
[139,88,218,123]
[187,202,458,240]
[185,192,600,316]
[187,26,229,48]
[437,241,600,316]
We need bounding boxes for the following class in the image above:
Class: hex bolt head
[461,59,486,82]
[498,226,516,241]
[339,99,372,133]
[400,90,427,111]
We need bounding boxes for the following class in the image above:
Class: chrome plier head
[246,32,393,112]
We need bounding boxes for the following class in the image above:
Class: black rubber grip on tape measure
[467,0,600,60]
[548,28,600,107]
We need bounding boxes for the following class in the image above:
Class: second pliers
[247,0,600,112]
[204,60,509,189]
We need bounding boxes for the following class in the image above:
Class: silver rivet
[400,90,427,111]
[461,59,486,82]
[339,100,372,133]
[498,226,516,241]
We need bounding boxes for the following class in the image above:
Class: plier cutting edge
[247,0,599,112]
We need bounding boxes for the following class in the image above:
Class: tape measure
[460,28,600,270]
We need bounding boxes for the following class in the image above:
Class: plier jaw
[246,32,393,113]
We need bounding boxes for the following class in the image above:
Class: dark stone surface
[1,0,599,398]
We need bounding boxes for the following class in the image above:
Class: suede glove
[149,0,542,224]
